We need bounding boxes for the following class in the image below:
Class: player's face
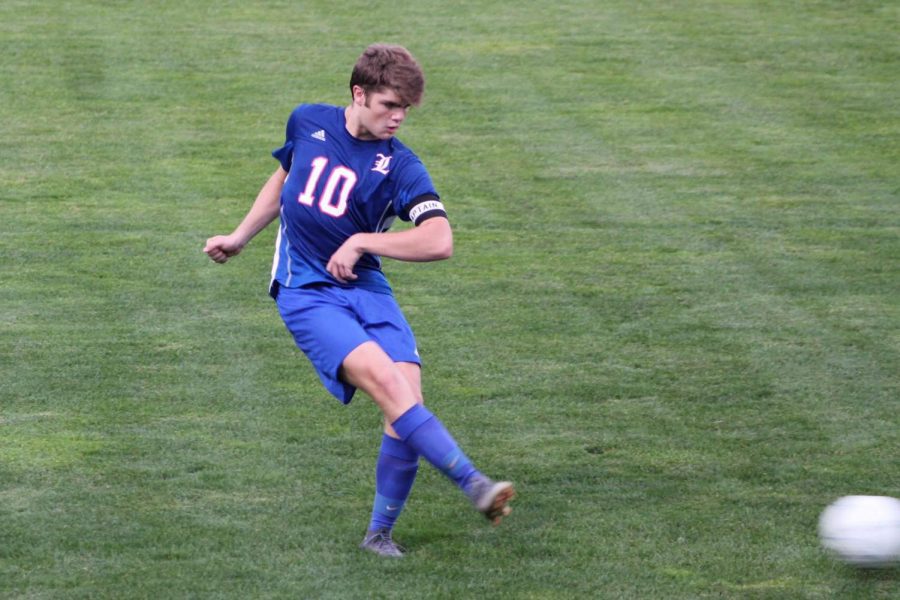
[354,87,411,140]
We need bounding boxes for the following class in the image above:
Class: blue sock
[390,405,480,492]
[368,434,419,532]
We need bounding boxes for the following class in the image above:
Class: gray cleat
[359,528,405,557]
[466,475,516,525]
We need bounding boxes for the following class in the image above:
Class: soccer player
[204,44,514,557]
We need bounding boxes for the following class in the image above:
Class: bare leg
[340,341,418,423]
[385,362,423,438]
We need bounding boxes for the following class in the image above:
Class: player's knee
[343,359,395,395]
[367,366,408,400]
[364,368,419,418]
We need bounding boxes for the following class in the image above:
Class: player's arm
[204,166,287,263]
[327,208,453,283]
[355,215,453,262]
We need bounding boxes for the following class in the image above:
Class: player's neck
[344,105,376,141]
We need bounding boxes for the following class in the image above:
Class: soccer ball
[818,495,900,568]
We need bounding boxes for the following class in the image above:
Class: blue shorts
[274,284,420,404]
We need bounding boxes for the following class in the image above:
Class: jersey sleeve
[271,105,305,172]
[392,155,445,224]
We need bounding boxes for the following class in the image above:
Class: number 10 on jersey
[298,157,357,218]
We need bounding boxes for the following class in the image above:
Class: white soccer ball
[818,495,900,568]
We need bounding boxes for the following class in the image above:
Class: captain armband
[407,195,447,225]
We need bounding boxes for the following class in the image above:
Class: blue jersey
[270,103,441,295]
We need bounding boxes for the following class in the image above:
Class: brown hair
[349,44,425,106]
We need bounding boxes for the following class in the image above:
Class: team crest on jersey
[371,153,392,175]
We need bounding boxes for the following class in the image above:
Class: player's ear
[351,85,367,106]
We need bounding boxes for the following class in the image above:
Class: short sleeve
[272,141,294,171]
[392,155,440,221]
[271,105,305,172]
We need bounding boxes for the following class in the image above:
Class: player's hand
[203,234,245,264]
[327,236,364,283]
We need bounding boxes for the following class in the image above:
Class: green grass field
[2,1,898,597]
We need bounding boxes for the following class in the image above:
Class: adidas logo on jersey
[311,129,326,141]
